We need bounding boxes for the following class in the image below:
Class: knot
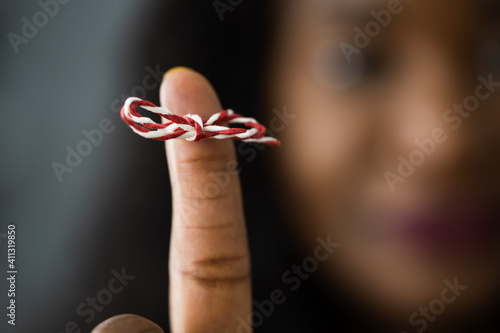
[184,114,204,142]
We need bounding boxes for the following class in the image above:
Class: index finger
[161,67,252,333]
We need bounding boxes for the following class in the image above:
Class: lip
[383,197,499,256]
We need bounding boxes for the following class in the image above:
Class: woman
[93,0,500,332]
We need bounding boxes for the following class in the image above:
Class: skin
[94,0,500,332]
[162,69,251,333]
[90,314,164,333]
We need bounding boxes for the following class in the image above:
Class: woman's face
[270,0,500,322]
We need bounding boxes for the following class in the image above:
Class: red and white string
[120,97,280,146]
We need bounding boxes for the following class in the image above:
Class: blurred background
[2,0,500,332]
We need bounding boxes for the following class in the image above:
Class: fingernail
[91,314,164,333]
[163,66,193,80]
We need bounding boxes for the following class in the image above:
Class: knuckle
[176,254,250,288]
[179,185,236,202]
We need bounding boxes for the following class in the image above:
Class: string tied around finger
[120,97,281,146]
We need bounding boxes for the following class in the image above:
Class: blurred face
[269,0,500,324]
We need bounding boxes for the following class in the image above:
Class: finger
[91,314,164,333]
[161,67,251,333]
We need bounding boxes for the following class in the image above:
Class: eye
[477,34,500,77]
[311,37,389,91]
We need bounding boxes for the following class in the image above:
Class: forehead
[286,0,495,22]
[282,0,494,44]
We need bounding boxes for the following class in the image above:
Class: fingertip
[160,67,222,118]
[162,66,193,80]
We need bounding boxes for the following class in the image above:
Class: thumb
[90,314,164,333]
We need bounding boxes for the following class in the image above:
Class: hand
[92,67,252,333]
